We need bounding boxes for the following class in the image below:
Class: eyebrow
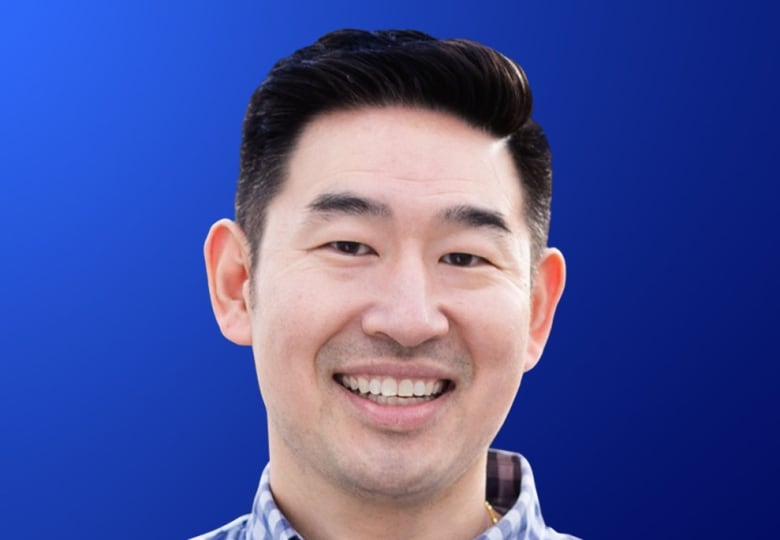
[439,205,511,233]
[307,192,391,217]
[306,191,510,234]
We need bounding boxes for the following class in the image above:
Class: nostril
[361,303,449,349]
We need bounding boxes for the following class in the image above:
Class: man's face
[246,106,552,500]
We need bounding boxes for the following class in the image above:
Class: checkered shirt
[189,449,580,540]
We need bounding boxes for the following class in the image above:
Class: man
[197,29,576,540]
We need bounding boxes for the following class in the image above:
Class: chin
[329,446,467,502]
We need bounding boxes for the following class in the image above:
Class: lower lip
[337,383,451,432]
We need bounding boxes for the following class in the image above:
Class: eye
[326,241,376,256]
[440,252,487,267]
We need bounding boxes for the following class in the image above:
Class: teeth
[398,379,414,397]
[380,378,397,396]
[338,375,447,401]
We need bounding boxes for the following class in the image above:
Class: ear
[524,247,566,372]
[204,219,253,345]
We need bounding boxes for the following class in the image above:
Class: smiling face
[205,106,565,507]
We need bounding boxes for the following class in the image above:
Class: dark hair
[236,29,552,266]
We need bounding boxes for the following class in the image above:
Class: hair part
[236,29,552,270]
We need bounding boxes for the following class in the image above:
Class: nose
[360,256,450,348]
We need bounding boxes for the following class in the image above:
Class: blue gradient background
[1,1,778,538]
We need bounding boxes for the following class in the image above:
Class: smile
[335,374,450,406]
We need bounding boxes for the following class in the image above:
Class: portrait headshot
[2,3,777,540]
[195,29,573,540]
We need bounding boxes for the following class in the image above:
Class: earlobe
[524,248,566,371]
[204,219,254,346]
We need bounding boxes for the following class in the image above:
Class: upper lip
[333,362,456,382]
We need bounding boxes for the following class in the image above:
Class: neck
[268,442,493,540]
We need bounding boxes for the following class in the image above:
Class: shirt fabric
[190,449,580,540]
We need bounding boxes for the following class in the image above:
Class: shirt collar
[247,449,554,540]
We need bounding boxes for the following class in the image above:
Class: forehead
[273,106,526,229]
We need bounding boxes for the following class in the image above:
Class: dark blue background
[1,1,778,538]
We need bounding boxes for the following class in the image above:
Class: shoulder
[487,449,582,540]
[188,514,251,540]
[539,529,583,540]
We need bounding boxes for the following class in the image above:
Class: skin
[205,106,566,540]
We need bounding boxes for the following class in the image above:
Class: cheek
[464,303,529,443]
[458,288,530,388]
[465,283,529,346]
[250,270,362,392]
[250,284,326,433]
[452,297,529,455]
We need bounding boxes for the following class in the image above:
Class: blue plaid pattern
[190,449,580,540]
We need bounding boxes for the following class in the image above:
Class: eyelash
[439,252,487,267]
[325,242,488,268]
[327,241,376,256]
